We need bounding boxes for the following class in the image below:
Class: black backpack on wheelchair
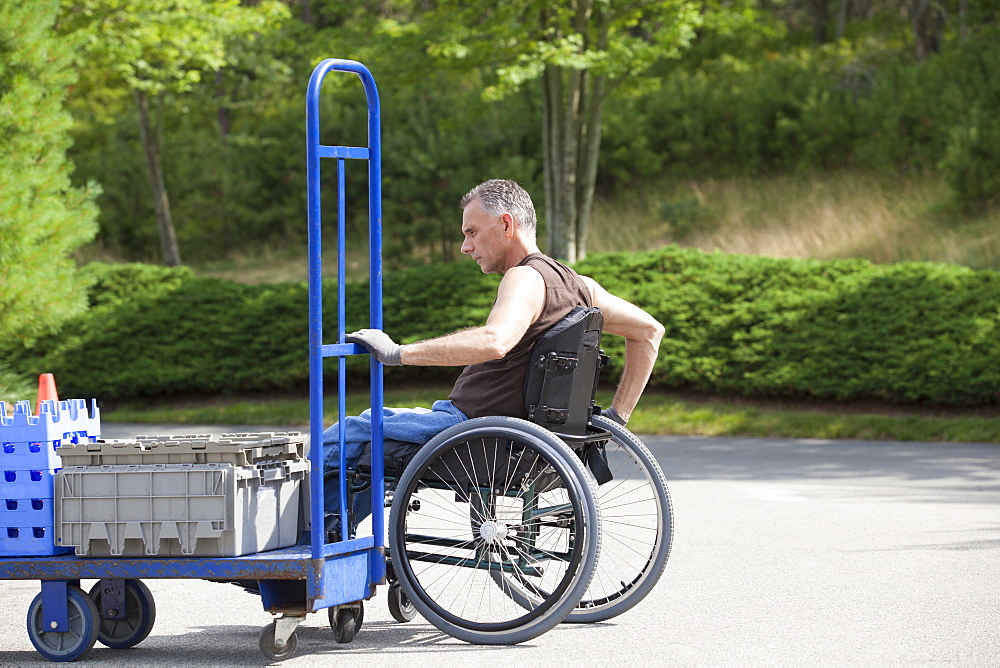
[523,306,608,437]
[523,306,615,484]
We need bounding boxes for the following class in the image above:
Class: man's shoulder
[520,253,580,276]
[501,263,547,287]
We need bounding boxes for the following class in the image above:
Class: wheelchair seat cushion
[355,439,424,478]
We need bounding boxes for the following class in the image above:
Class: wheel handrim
[394,432,587,633]
[579,433,665,610]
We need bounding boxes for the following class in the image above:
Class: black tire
[26,584,100,662]
[259,622,297,661]
[497,416,673,622]
[387,582,417,623]
[88,579,156,649]
[389,416,601,645]
[328,603,364,643]
[568,416,673,621]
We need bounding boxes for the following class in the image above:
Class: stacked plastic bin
[54,432,309,557]
[0,399,101,556]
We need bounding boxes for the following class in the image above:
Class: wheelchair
[332,306,674,644]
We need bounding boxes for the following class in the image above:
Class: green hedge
[576,249,999,405]
[6,249,999,405]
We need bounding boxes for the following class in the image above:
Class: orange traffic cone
[35,373,59,415]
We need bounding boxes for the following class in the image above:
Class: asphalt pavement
[1,426,997,665]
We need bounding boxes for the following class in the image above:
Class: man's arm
[399,266,545,366]
[580,276,664,421]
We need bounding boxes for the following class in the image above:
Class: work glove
[345,329,403,365]
[602,405,628,426]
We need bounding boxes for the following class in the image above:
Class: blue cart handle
[305,59,385,562]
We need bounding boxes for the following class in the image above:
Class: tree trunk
[539,0,604,264]
[835,0,850,40]
[573,17,608,264]
[134,88,182,267]
[812,0,830,43]
[542,66,607,263]
[575,71,605,262]
[911,0,943,61]
[543,63,574,262]
[215,69,232,137]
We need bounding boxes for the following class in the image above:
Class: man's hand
[346,329,403,365]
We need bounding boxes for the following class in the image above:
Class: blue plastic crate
[0,399,101,446]
[0,440,62,471]
[0,469,55,500]
[0,497,53,525]
[0,498,55,527]
[0,524,72,557]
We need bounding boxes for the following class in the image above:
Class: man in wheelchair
[325,178,664,530]
[324,179,672,640]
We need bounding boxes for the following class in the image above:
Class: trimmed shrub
[5,249,998,405]
[576,248,1000,405]
[3,261,496,400]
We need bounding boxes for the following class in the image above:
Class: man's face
[461,199,509,274]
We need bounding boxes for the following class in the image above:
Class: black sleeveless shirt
[449,253,592,419]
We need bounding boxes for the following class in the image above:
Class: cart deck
[0,538,378,612]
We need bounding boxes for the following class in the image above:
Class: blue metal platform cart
[0,58,389,663]
[1,57,674,662]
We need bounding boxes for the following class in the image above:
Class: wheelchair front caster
[329,602,364,643]
[387,582,417,623]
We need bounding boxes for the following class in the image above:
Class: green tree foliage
[598,25,1000,213]
[0,1,99,347]
[53,0,1000,266]
[59,0,289,266]
[418,0,703,263]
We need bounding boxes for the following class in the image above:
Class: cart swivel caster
[88,579,156,649]
[387,582,416,623]
[26,584,100,662]
[328,602,364,643]
[259,615,303,662]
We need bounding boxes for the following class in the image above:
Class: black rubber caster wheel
[387,582,417,623]
[259,622,298,662]
[26,584,100,662]
[328,603,364,643]
[88,579,156,649]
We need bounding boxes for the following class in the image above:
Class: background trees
[58,0,289,266]
[2,0,996,405]
[0,0,99,344]
[4,0,993,270]
[416,0,702,262]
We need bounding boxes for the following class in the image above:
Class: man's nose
[461,239,472,254]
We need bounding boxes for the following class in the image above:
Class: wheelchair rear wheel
[493,416,673,623]
[568,416,673,621]
[389,417,601,645]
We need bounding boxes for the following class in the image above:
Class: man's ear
[501,212,516,237]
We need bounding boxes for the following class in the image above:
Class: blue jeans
[322,399,468,523]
